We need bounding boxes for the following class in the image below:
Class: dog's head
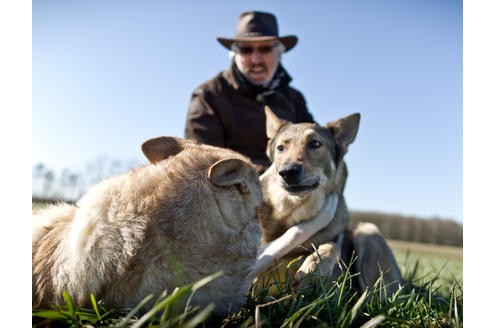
[141,136,263,229]
[141,136,261,201]
[264,106,360,195]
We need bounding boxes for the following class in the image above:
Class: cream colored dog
[251,107,402,295]
[32,137,262,315]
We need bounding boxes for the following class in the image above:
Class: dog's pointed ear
[326,113,361,155]
[142,137,195,164]
[265,106,288,140]
[208,158,253,187]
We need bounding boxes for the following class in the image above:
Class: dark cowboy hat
[217,11,298,53]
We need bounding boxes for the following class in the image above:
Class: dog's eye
[276,145,285,152]
[308,140,322,149]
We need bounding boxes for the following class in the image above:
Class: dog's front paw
[294,269,308,287]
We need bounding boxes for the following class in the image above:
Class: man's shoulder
[194,69,232,94]
[281,83,306,101]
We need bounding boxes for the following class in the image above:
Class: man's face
[234,40,282,85]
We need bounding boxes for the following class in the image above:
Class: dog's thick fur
[32,137,262,315]
[256,107,402,294]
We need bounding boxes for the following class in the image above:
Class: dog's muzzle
[279,163,320,193]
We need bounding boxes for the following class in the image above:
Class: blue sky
[32,0,463,222]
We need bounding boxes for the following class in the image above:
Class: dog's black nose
[279,163,302,183]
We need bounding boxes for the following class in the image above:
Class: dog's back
[32,137,262,315]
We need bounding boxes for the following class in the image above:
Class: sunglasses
[234,44,278,55]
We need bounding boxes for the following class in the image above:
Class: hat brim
[216,35,298,53]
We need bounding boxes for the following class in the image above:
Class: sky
[31,0,463,222]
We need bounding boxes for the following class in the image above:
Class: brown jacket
[185,63,314,171]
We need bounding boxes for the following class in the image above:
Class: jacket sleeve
[184,89,225,147]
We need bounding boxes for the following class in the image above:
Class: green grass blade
[32,310,72,321]
[191,271,224,292]
[349,289,368,323]
[185,271,223,314]
[62,291,75,315]
[359,315,386,328]
[183,303,215,328]
[89,293,101,319]
[130,285,195,328]
[114,294,155,328]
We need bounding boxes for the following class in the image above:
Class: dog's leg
[293,242,341,289]
[353,222,403,298]
[249,193,339,280]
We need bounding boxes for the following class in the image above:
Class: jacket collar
[225,62,293,97]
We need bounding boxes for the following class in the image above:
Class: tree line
[32,160,463,247]
[349,211,462,247]
[32,157,141,202]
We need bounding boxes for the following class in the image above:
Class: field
[32,202,463,327]
[388,240,462,293]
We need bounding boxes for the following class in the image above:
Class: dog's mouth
[277,163,322,194]
[282,180,320,194]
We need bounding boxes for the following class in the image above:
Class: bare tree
[32,157,141,201]
[42,170,55,199]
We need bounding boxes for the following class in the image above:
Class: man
[185,11,315,173]
[185,12,348,288]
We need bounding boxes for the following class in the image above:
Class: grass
[32,201,50,211]
[388,240,462,295]
[32,242,463,327]
[32,201,462,326]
